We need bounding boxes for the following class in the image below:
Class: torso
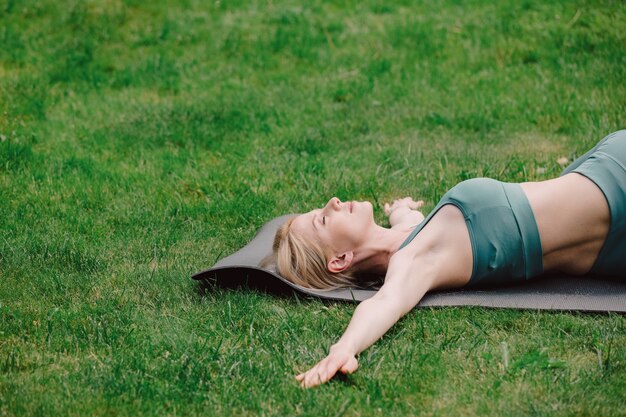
[520,173,610,275]
[393,173,611,290]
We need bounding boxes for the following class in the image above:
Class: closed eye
[322,216,326,225]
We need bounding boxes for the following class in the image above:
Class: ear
[327,251,354,273]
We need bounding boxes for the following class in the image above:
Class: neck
[351,224,413,276]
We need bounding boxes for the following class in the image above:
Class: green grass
[1,0,625,415]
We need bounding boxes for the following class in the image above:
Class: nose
[324,197,341,212]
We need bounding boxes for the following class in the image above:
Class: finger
[340,357,359,374]
[303,371,322,388]
[339,363,353,374]
[298,363,316,386]
[307,360,334,388]
[384,203,390,215]
[322,361,338,382]
[303,365,322,388]
[301,372,312,388]
[321,362,336,383]
[305,373,323,388]
[318,370,326,385]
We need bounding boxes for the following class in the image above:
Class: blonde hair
[260,218,382,290]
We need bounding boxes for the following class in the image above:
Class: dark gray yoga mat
[192,214,626,313]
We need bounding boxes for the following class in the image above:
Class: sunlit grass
[1,0,625,415]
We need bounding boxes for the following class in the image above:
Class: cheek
[336,219,355,240]
[359,203,373,223]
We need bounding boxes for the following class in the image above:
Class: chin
[362,201,375,221]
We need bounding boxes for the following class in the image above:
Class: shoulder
[387,241,440,286]
[376,247,438,307]
[389,205,473,289]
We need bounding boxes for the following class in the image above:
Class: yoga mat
[192,215,626,313]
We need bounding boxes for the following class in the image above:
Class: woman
[266,130,626,388]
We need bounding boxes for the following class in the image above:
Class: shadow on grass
[192,272,357,306]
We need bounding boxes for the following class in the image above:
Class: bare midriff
[520,173,610,275]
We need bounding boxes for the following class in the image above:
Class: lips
[349,201,353,213]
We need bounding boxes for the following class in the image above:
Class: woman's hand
[295,345,359,388]
[384,197,425,227]
[384,197,424,216]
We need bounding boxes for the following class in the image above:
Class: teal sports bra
[398,178,544,287]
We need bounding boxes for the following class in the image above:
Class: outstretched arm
[295,257,435,388]
[384,197,425,228]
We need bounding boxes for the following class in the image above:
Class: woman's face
[291,197,375,253]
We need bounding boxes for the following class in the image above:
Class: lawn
[1,0,625,415]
